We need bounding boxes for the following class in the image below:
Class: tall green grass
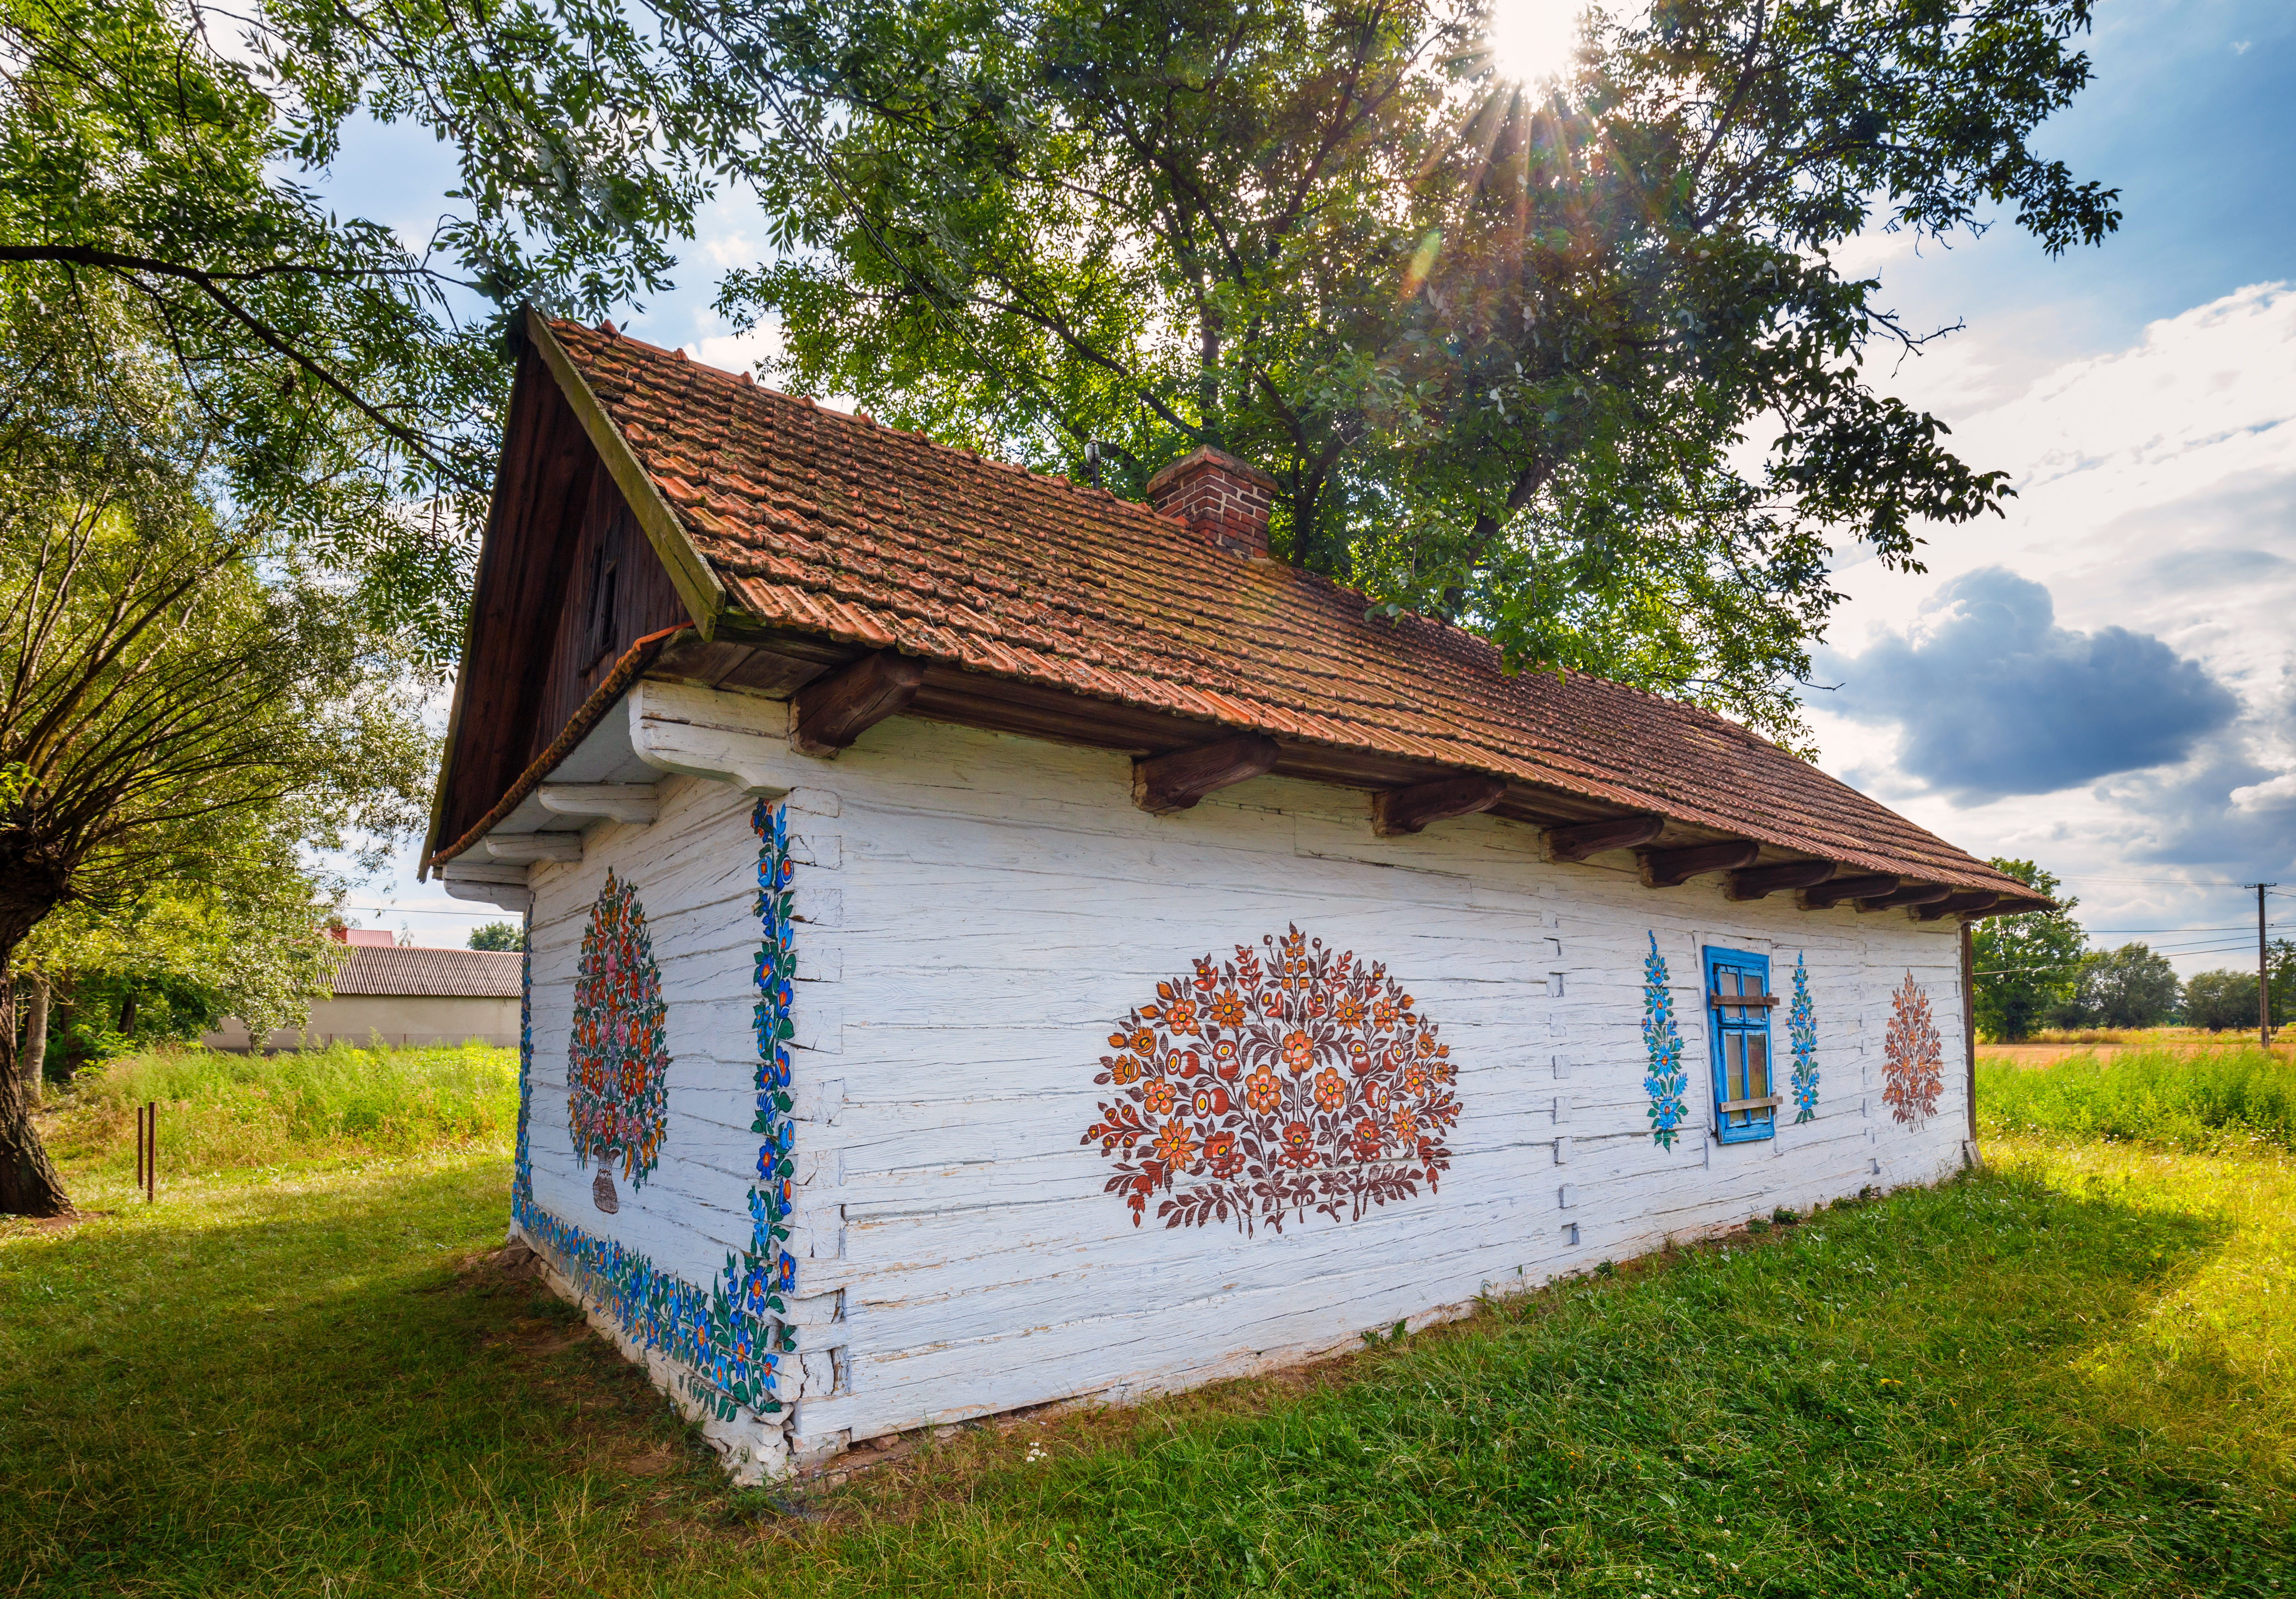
[1978,1042,2296,1150]
[42,1042,521,1173]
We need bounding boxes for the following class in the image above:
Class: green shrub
[1977,1043,2296,1150]
[45,1041,521,1172]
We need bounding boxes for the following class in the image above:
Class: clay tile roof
[332,946,523,999]
[548,318,2036,904]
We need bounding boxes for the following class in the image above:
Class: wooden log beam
[1544,814,1664,863]
[1372,773,1507,837]
[1639,839,1761,889]
[790,650,926,757]
[483,833,584,863]
[1857,882,1954,912]
[1917,890,2003,922]
[1133,734,1281,814]
[1725,859,1836,901]
[1798,874,1901,910]
[538,783,660,825]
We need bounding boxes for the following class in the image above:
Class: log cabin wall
[510,682,1976,1479]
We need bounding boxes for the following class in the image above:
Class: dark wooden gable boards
[425,335,695,861]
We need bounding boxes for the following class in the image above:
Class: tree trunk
[0,1021,70,1215]
[18,976,48,1107]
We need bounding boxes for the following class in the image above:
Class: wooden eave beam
[1725,859,1836,901]
[1372,773,1507,837]
[1545,814,1664,863]
[1798,874,1901,910]
[1917,890,2003,922]
[1639,839,1761,889]
[790,649,926,757]
[1858,882,1953,912]
[1134,734,1280,814]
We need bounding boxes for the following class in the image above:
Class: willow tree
[0,285,429,1215]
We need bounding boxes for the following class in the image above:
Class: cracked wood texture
[791,650,927,757]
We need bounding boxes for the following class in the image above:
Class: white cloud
[1813,283,2296,966]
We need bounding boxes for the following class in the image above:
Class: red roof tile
[548,318,2035,904]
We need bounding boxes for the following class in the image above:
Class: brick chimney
[1146,447,1278,558]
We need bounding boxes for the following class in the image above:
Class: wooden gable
[425,339,698,861]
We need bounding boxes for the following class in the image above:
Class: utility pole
[2247,883,2278,1049]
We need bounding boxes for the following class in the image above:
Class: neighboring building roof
[331,946,523,999]
[333,928,397,947]
[520,316,2037,909]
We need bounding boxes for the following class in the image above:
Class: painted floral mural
[1084,925,1459,1235]
[1642,933,1689,1148]
[1882,971,1944,1128]
[511,802,799,1425]
[566,870,671,1211]
[1788,952,1819,1124]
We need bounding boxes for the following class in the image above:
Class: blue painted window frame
[1705,946,1777,1145]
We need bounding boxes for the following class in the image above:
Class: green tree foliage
[0,0,721,657]
[2184,969,2261,1034]
[2045,943,2180,1032]
[1971,860,2083,1043]
[468,922,526,952]
[660,0,2117,742]
[0,285,431,1215]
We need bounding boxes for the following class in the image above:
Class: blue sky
[335,0,2296,971]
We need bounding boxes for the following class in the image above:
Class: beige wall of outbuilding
[201,995,521,1052]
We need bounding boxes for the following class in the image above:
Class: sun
[1484,0,1588,86]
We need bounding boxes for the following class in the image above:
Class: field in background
[1983,1028,2294,1068]
[1976,1043,2296,1152]
[2,1046,2290,1597]
[38,1042,520,1178]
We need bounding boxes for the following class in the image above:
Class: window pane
[1748,1034,1770,1099]
[1727,1035,1747,1102]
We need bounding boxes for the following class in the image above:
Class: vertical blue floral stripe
[1789,952,1820,1124]
[509,800,799,1422]
[1643,932,1689,1148]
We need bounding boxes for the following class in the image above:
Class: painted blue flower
[1642,932,1689,1149]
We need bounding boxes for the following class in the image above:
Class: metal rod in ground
[146,1101,156,1203]
[2250,882,2279,1049]
[135,1105,145,1193]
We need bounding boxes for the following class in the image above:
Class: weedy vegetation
[1,1046,2290,1596]
[1978,1043,2296,1152]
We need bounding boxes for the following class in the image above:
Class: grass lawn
[2,1048,2291,1597]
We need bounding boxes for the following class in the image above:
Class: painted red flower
[1335,995,1366,1028]
[1153,1119,1198,1170]
[1281,1030,1316,1074]
[1189,1084,1231,1120]
[1402,1061,1430,1097]
[1204,1130,1242,1177]
[1245,1068,1281,1113]
[1364,1079,1391,1114]
[1279,1121,1318,1167]
[1391,1108,1418,1146]
[1351,1118,1383,1160]
[1373,999,1398,1029]
[1130,1029,1155,1054]
[1345,1039,1373,1075]
[1210,990,1248,1027]
[1165,999,1198,1033]
[1110,1055,1141,1084]
[1313,1067,1346,1112]
[1417,1032,1439,1057]
[1210,1038,1240,1073]
[1142,1080,1177,1116]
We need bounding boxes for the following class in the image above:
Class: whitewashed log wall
[513,679,1974,1479]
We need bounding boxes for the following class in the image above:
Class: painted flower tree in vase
[567,870,672,1213]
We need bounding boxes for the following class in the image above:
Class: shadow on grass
[1,1157,2288,1598]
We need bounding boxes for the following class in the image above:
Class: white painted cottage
[425,310,2044,1483]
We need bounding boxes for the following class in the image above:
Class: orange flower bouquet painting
[1882,971,1943,1129]
[567,870,672,1212]
[1084,925,1459,1235]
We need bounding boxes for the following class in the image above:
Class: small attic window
[582,537,618,671]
